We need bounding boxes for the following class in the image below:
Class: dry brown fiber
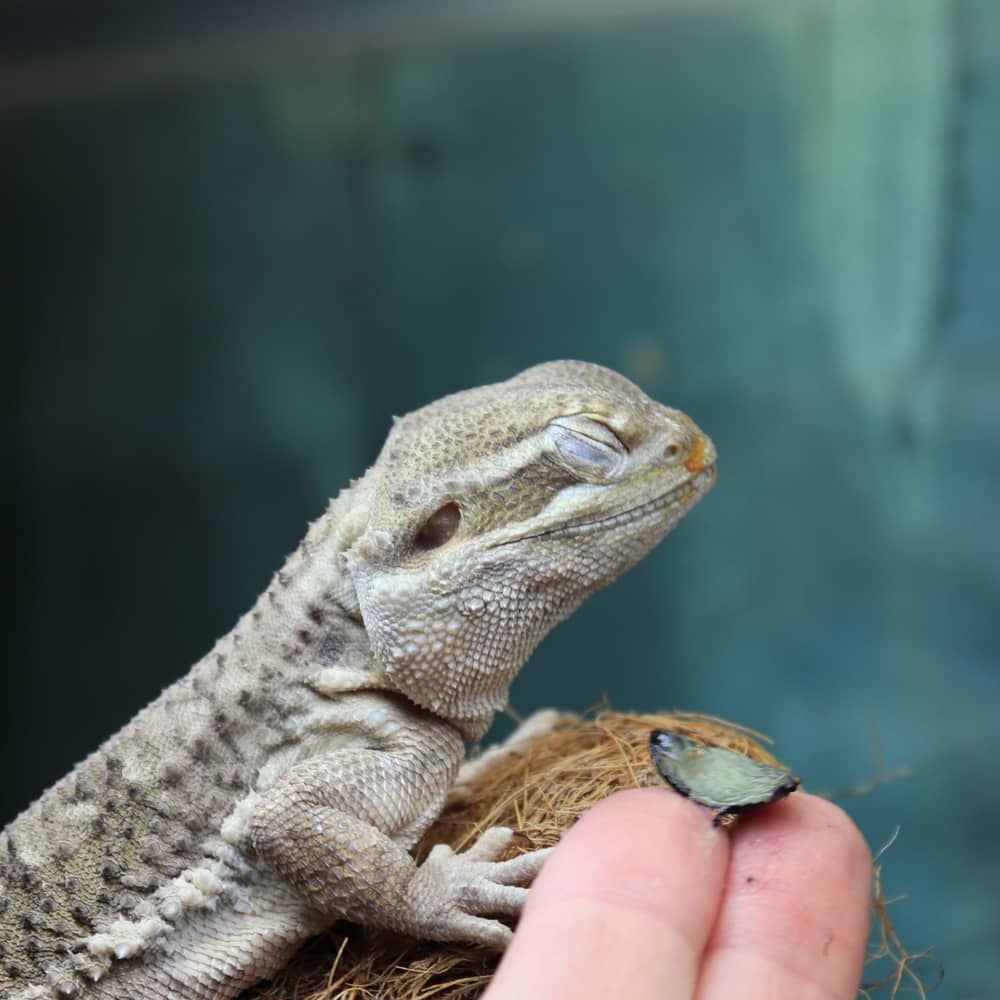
[243,711,925,1000]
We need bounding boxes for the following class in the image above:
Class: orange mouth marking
[685,435,711,473]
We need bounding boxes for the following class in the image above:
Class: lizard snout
[684,432,716,473]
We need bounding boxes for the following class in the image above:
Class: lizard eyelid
[547,416,626,478]
[414,501,462,551]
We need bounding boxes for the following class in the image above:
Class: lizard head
[344,360,717,739]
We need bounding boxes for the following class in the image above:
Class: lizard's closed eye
[547,416,626,479]
[414,502,462,550]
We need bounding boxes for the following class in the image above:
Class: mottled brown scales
[317,629,343,665]
[158,764,185,789]
[2,362,716,999]
[2,655,292,991]
[188,738,212,764]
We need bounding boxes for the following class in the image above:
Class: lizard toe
[463,826,516,861]
[450,913,514,951]
[486,845,553,885]
[459,882,529,917]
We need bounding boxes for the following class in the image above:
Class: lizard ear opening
[414,502,461,551]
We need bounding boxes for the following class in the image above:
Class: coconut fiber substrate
[242,711,935,1000]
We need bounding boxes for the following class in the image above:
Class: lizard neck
[263,502,362,629]
[228,481,502,743]
[241,491,498,743]
[236,487,375,676]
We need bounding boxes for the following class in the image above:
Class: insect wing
[649,729,800,816]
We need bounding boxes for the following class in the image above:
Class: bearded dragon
[0,360,717,999]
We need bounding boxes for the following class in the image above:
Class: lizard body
[1,361,717,999]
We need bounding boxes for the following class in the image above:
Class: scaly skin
[0,361,717,999]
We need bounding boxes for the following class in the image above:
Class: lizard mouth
[492,464,717,547]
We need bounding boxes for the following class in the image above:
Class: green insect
[649,729,800,825]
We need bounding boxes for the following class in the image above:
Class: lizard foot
[403,826,552,949]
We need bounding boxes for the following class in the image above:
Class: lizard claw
[404,828,552,949]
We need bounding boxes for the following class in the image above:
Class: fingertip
[487,788,730,1000]
[729,792,873,915]
[699,792,872,1000]
[531,787,729,922]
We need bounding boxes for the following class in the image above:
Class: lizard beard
[347,553,582,740]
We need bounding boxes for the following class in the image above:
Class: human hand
[486,788,871,999]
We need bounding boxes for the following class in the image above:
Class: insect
[649,729,800,826]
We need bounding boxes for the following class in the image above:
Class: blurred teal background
[5,1,998,995]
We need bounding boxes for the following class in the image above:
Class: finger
[485,788,731,1000]
[697,793,871,1000]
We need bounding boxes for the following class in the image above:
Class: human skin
[486,788,871,1000]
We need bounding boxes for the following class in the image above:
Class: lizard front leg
[249,717,550,949]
